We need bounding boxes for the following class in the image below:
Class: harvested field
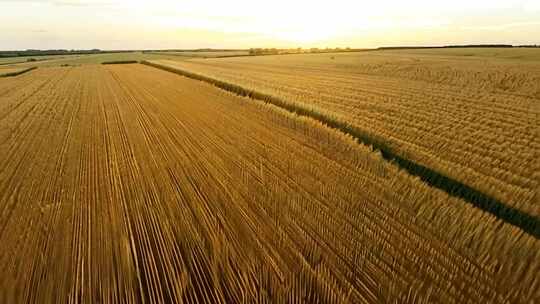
[147,50,250,58]
[378,47,540,62]
[146,51,540,217]
[3,52,184,68]
[0,66,36,77]
[0,67,25,76]
[0,55,62,66]
[0,64,538,302]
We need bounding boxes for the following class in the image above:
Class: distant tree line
[248,47,359,55]
[0,49,133,58]
[142,49,245,53]
[377,44,540,50]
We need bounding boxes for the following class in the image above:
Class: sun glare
[268,27,339,44]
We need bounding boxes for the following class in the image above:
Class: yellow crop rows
[0,67,37,77]
[147,52,539,217]
[0,64,538,302]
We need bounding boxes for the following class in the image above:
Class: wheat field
[146,50,540,218]
[0,63,538,302]
[0,67,36,77]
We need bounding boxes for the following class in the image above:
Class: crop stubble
[0,65,538,303]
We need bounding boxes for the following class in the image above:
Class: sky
[1,0,540,50]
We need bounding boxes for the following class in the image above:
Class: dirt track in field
[0,65,538,303]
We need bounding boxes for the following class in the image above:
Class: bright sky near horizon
[1,0,539,50]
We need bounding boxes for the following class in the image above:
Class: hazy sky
[1,0,539,50]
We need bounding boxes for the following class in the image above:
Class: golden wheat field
[0,50,539,303]
[3,0,540,301]
[0,67,22,75]
[0,67,34,77]
[147,50,540,218]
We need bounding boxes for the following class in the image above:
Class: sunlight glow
[0,0,539,49]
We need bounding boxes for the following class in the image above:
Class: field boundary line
[101,60,139,65]
[0,66,37,77]
[140,60,540,238]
